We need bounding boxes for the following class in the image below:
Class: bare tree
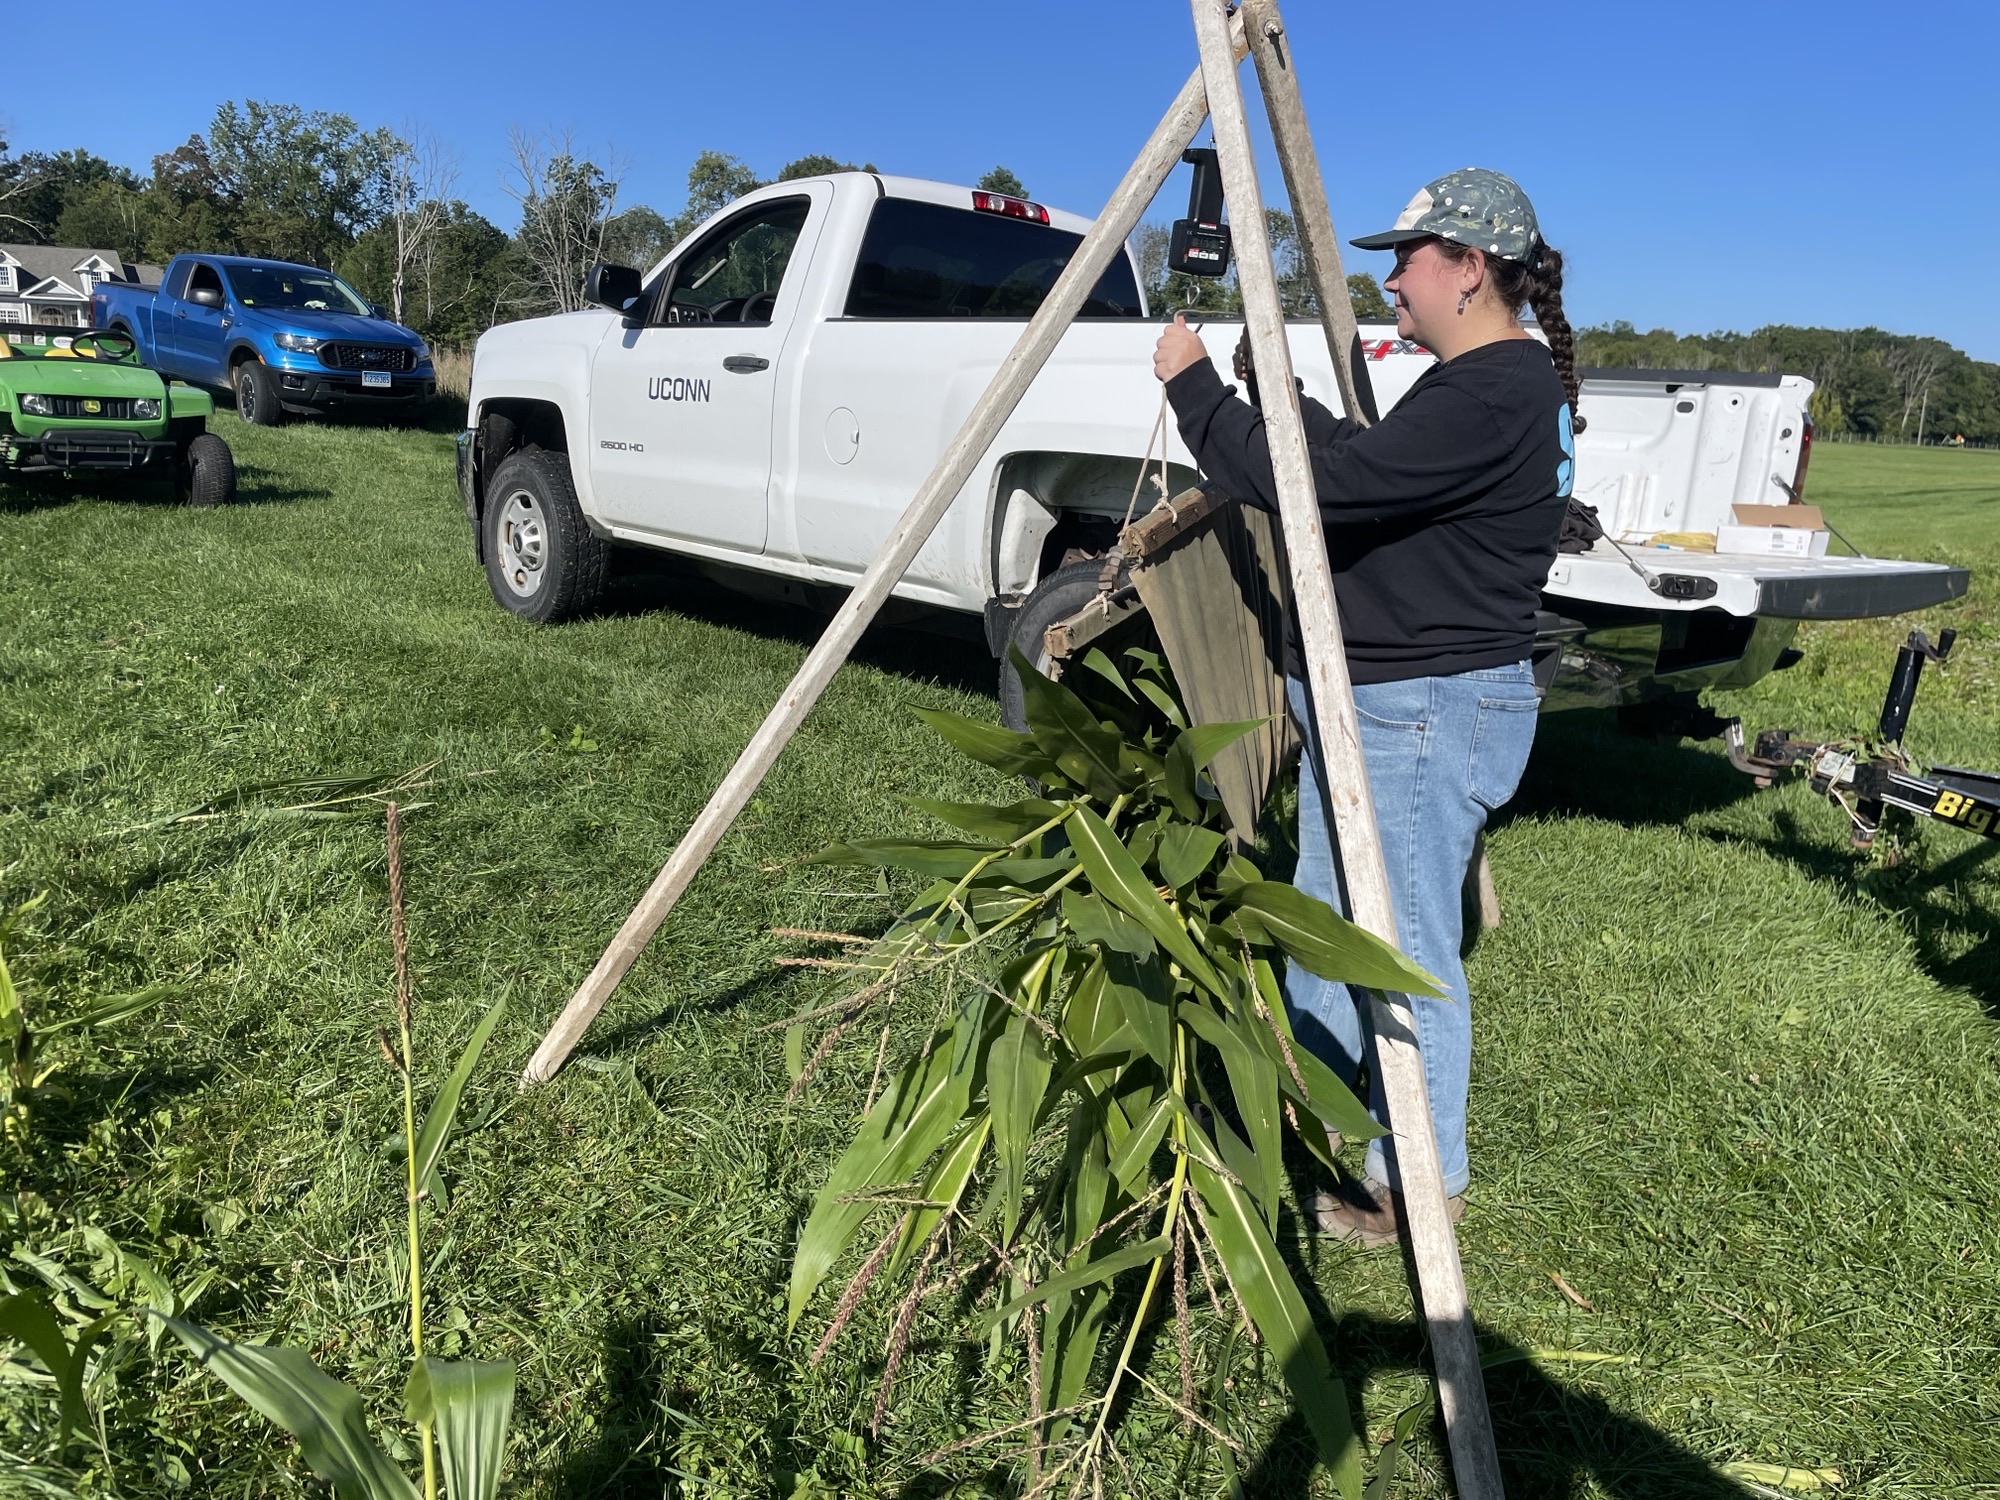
[386,122,457,326]
[503,127,624,315]
[1884,340,1947,438]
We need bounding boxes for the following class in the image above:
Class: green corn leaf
[911,706,1063,781]
[1230,882,1443,996]
[1164,719,1268,821]
[972,853,1075,888]
[983,1234,1172,1333]
[410,996,508,1193]
[1189,1164,1360,1496]
[160,1315,421,1500]
[907,795,1066,841]
[1105,1090,1174,1195]
[34,983,172,1038]
[991,1008,1053,1236]
[1060,889,1154,957]
[1079,647,1137,701]
[788,1021,978,1326]
[1042,1284,1113,1436]
[1178,1000,1282,1222]
[893,1113,993,1272]
[811,838,1005,879]
[1156,824,1227,890]
[1102,950,1174,1071]
[1060,961,1138,1063]
[1216,853,1263,901]
[1067,807,1226,997]
[1363,1399,1427,1500]
[1011,646,1136,801]
[405,1356,516,1500]
[1133,675,1188,729]
[1248,957,1382,1140]
[0,1291,87,1451]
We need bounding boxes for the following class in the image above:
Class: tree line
[2,101,1991,442]
[1576,321,1996,444]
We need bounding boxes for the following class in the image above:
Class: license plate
[362,370,392,389]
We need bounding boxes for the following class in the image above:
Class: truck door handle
[722,355,769,374]
[175,308,187,318]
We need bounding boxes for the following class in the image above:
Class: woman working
[1150,168,1580,1245]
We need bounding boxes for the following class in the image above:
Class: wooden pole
[521,21,1246,1087]
[1189,2,1506,1494]
[1239,0,1374,427]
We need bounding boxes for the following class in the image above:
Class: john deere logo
[82,399,101,414]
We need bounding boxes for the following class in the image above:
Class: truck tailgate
[1546,550,1970,620]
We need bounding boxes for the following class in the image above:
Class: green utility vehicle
[0,327,236,504]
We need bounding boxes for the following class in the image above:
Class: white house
[0,244,162,328]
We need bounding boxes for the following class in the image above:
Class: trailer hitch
[1728,626,1998,850]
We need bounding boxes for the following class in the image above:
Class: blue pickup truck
[93,254,435,425]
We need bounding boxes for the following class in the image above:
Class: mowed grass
[2,422,1997,1498]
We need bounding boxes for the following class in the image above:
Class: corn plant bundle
[787,648,1441,1496]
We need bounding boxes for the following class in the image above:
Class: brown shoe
[1307,1179,1465,1248]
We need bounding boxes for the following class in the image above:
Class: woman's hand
[1152,314,1209,383]
[1231,326,1254,384]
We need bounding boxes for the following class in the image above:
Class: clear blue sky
[8,0,1996,358]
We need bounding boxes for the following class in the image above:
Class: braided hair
[1433,239,1587,433]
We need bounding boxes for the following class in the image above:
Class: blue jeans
[1284,664,1539,1197]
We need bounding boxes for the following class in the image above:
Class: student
[1150,168,1579,1244]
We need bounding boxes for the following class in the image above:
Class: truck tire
[235,361,283,426]
[483,448,609,623]
[997,556,1130,732]
[180,432,237,506]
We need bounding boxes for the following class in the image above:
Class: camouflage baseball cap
[1350,167,1542,264]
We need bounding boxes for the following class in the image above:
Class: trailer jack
[1727,626,2000,851]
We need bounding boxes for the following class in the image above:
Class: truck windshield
[845,197,1144,319]
[223,264,371,315]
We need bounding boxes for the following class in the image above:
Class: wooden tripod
[523,3,1504,1490]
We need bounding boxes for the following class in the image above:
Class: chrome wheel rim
[237,371,256,421]
[496,487,547,597]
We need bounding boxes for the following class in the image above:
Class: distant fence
[1821,431,1996,451]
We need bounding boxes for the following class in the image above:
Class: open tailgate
[1546,550,1969,621]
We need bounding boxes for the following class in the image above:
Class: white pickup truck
[456,172,1967,724]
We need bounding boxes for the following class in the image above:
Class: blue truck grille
[319,343,415,372]
[39,395,143,419]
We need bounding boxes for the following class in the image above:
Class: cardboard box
[1716,503,1829,558]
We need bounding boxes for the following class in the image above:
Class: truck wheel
[180,433,237,506]
[997,556,1130,732]
[483,449,609,623]
[235,361,284,426]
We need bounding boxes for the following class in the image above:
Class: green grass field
[2,425,1996,1499]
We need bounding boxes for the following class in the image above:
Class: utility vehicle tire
[235,360,283,426]
[997,555,1130,732]
[483,448,609,623]
[180,432,236,506]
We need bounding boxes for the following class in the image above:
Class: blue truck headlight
[19,393,53,416]
[274,332,322,353]
[131,398,160,420]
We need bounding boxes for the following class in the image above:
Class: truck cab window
[845,197,1144,319]
[658,198,811,326]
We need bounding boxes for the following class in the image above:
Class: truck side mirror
[370,302,390,321]
[586,263,644,320]
[190,286,223,309]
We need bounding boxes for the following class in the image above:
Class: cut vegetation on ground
[2,424,1997,1497]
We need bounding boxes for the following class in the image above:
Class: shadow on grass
[1,465,328,509]
[599,558,998,701]
[547,1313,697,1497]
[1705,808,2000,1018]
[1502,710,1762,831]
[1231,1307,1747,1500]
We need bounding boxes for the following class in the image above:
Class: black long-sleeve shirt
[1163,337,1572,684]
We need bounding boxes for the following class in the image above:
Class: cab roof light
[971,191,1050,225]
